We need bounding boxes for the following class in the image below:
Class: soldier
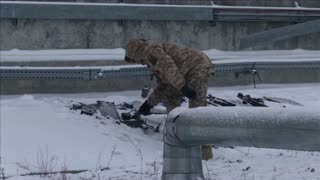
[124,39,214,160]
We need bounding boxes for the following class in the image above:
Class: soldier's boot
[202,144,213,161]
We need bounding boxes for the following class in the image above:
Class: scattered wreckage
[69,91,303,132]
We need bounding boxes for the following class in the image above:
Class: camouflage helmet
[124,39,148,64]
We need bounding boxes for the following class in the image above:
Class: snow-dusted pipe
[162,107,320,180]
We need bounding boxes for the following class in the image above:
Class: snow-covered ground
[1,48,320,63]
[1,83,320,180]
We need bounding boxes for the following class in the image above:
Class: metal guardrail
[1,61,320,80]
[0,67,149,80]
[163,107,320,180]
[0,69,91,80]
[1,1,320,22]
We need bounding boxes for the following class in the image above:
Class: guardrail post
[162,142,203,180]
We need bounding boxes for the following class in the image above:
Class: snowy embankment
[1,48,320,63]
[1,83,320,180]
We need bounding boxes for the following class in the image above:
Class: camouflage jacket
[125,39,213,91]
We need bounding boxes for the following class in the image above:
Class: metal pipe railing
[163,107,320,180]
[240,19,320,49]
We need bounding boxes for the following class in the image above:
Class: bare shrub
[17,145,58,177]
[0,167,6,180]
[241,166,255,180]
[102,144,117,171]
[60,159,68,180]
[125,135,143,180]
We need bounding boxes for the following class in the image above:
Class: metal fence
[1,61,320,80]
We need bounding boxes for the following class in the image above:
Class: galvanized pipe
[162,107,320,180]
[240,19,320,49]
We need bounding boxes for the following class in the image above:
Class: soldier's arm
[147,83,166,107]
[148,45,185,91]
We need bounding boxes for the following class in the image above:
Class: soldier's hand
[181,84,196,99]
[138,100,153,115]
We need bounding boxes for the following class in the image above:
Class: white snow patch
[1,83,320,179]
[1,48,320,63]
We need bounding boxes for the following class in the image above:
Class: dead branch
[20,169,89,176]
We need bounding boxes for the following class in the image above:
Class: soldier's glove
[138,101,153,115]
[181,84,196,99]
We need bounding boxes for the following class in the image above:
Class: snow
[203,49,320,63]
[175,106,320,128]
[0,49,125,62]
[1,83,320,180]
[1,48,319,64]
[0,64,145,70]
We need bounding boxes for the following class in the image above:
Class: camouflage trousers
[163,63,212,112]
[162,63,213,160]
